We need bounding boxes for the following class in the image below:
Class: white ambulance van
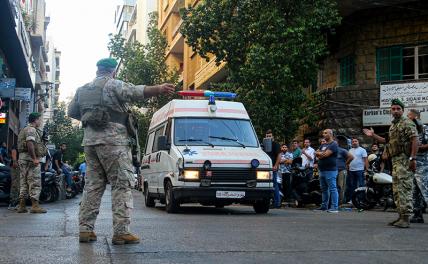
[141,95,274,213]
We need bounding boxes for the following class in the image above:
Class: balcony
[160,0,184,29]
[194,59,227,89]
[167,20,184,55]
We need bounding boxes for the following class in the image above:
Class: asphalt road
[0,189,427,264]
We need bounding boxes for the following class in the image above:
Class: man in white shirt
[346,137,368,202]
[301,139,315,179]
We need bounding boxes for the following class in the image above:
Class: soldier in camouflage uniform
[363,99,418,228]
[68,58,174,245]
[16,112,47,214]
[407,109,428,223]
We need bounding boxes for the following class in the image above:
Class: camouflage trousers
[10,166,20,205]
[18,160,41,200]
[391,154,414,216]
[79,145,134,236]
[413,155,428,211]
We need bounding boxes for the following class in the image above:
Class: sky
[45,0,121,102]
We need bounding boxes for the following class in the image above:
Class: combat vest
[17,125,48,158]
[387,117,416,157]
[77,76,128,129]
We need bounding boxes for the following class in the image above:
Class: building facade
[158,0,227,90]
[303,0,428,142]
[42,38,60,125]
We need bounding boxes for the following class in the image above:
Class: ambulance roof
[149,99,250,129]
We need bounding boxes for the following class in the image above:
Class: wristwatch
[409,157,416,161]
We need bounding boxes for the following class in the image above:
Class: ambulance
[141,91,274,213]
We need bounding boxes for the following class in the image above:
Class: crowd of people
[264,99,428,228]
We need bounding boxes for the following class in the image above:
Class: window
[376,44,428,82]
[339,55,355,86]
[145,132,155,155]
[152,126,166,153]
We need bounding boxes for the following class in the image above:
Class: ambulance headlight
[183,170,199,180]
[256,171,271,180]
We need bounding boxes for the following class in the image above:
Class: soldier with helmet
[68,58,174,245]
[363,99,419,228]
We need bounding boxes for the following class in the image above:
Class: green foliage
[180,0,340,141]
[45,103,83,166]
[108,12,179,150]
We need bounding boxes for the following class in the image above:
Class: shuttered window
[376,46,403,83]
[339,55,355,86]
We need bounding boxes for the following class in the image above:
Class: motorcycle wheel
[48,186,58,203]
[352,189,376,210]
[39,188,48,203]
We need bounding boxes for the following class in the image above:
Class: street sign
[363,106,428,126]
[0,78,16,98]
[14,87,32,101]
[380,81,428,108]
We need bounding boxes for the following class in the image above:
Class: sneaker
[327,209,339,213]
[7,203,17,211]
[313,207,327,211]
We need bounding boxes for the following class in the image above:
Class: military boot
[30,199,47,213]
[112,233,140,245]
[79,231,97,243]
[410,210,424,223]
[394,215,410,228]
[16,199,28,213]
[387,213,401,226]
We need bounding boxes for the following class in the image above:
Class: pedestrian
[301,139,315,180]
[290,139,302,160]
[16,112,47,214]
[336,141,353,205]
[407,109,428,223]
[53,143,73,192]
[315,129,339,213]
[79,161,87,178]
[345,138,368,203]
[265,129,281,208]
[275,143,293,203]
[68,58,175,245]
[363,99,418,228]
[8,145,19,210]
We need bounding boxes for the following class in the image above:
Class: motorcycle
[288,158,322,207]
[71,171,84,194]
[351,154,395,210]
[0,164,11,203]
[40,169,60,203]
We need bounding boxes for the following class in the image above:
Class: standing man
[52,143,72,192]
[68,58,175,245]
[346,138,368,203]
[265,129,281,208]
[336,142,353,205]
[407,109,428,223]
[290,139,302,160]
[8,145,19,210]
[16,112,47,214]
[315,129,339,213]
[363,99,418,228]
[301,139,315,180]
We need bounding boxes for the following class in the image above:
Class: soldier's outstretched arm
[117,82,175,103]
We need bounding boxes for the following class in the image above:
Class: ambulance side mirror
[157,135,170,151]
[263,138,272,152]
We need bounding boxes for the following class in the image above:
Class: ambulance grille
[201,169,256,182]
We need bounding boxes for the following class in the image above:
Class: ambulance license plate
[216,191,245,199]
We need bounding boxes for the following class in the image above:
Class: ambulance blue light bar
[177,90,237,99]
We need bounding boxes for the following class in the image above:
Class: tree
[108,12,178,149]
[45,103,84,166]
[180,0,341,140]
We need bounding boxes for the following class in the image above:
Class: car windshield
[174,118,259,147]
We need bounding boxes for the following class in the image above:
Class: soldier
[16,112,48,214]
[68,58,174,245]
[407,109,428,223]
[363,99,418,228]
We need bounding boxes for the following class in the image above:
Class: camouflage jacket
[68,74,145,146]
[17,125,46,161]
[386,116,418,157]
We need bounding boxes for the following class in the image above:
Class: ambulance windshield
[174,118,259,147]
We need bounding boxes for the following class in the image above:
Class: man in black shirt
[264,129,281,208]
[53,143,72,192]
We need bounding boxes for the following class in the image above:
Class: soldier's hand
[158,83,175,95]
[32,159,40,166]
[362,128,374,137]
[144,83,175,98]
[409,160,416,172]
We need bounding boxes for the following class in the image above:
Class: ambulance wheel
[253,199,270,214]
[144,184,155,208]
[165,181,180,213]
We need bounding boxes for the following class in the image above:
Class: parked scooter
[40,169,60,203]
[352,154,394,210]
[0,164,11,203]
[289,158,322,207]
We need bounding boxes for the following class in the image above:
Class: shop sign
[363,106,428,126]
[380,81,428,108]
[14,87,32,101]
[0,113,6,124]
[0,78,16,98]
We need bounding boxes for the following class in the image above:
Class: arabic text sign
[380,82,428,108]
[363,106,428,126]
[0,78,16,98]
[14,88,32,101]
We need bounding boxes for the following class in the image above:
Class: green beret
[96,58,118,69]
[391,98,405,109]
[29,112,42,123]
